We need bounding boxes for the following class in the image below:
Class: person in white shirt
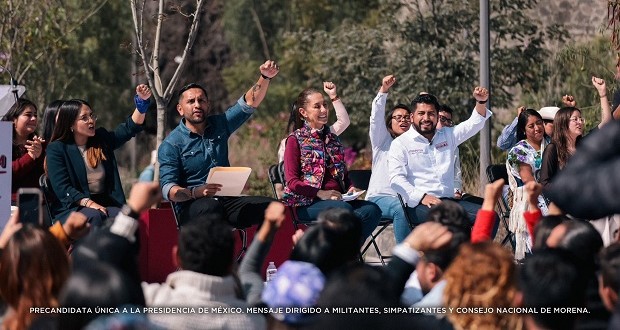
[366,75,413,243]
[388,87,493,228]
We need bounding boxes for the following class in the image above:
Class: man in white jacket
[388,87,493,228]
[142,217,266,330]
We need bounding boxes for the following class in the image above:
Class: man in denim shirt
[158,60,279,227]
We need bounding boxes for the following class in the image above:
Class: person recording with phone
[45,85,151,226]
[1,98,46,204]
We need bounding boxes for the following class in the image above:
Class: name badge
[408,149,424,155]
[435,141,448,149]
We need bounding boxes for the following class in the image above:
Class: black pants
[180,196,275,228]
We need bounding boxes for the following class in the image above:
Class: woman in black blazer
[46,84,151,225]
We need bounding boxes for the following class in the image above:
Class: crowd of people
[2,58,620,329]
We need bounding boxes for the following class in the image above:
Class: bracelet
[86,200,93,208]
[82,198,90,207]
[477,100,488,104]
[261,74,271,81]
[190,187,196,200]
[600,94,607,98]
[331,96,340,102]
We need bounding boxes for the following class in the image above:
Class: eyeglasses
[569,117,585,124]
[439,115,453,127]
[78,114,97,122]
[392,115,411,122]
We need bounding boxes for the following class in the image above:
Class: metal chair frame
[485,164,516,249]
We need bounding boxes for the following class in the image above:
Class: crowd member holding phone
[1,99,46,204]
[45,84,151,226]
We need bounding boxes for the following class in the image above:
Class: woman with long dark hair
[506,108,548,260]
[41,100,65,142]
[45,85,151,225]
[540,76,612,188]
[0,224,70,330]
[282,83,381,242]
[1,99,46,203]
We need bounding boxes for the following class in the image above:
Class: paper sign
[0,122,13,228]
[206,167,252,196]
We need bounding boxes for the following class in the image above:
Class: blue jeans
[368,196,410,244]
[296,200,382,241]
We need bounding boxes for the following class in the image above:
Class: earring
[71,128,74,132]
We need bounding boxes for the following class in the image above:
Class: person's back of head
[178,214,234,276]
[42,99,64,141]
[444,242,519,330]
[261,260,325,326]
[554,219,603,272]
[599,242,620,311]
[59,260,146,330]
[72,229,141,284]
[424,201,471,270]
[532,215,565,250]
[0,224,70,330]
[317,263,397,308]
[310,263,446,330]
[520,248,587,330]
[290,208,361,275]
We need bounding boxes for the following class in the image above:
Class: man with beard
[388,88,492,228]
[158,60,279,227]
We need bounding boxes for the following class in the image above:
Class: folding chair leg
[360,222,391,266]
[235,228,248,261]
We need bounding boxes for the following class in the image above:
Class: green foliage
[220,0,569,193]
[0,0,132,127]
[520,36,617,132]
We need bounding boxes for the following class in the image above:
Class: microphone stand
[0,65,18,103]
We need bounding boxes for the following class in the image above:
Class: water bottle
[266,262,277,282]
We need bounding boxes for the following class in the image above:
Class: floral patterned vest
[282,124,346,207]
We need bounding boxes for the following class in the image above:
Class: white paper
[342,190,365,202]
[206,167,252,196]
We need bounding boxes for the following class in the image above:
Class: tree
[219,0,568,194]
[608,0,620,54]
[0,0,131,126]
[130,0,207,178]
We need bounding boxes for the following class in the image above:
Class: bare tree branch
[162,0,206,101]
[250,5,271,60]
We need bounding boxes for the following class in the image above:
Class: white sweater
[142,270,266,330]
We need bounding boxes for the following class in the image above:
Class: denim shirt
[158,96,255,213]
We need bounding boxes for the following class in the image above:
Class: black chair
[485,164,515,249]
[38,174,56,228]
[349,169,393,266]
[267,162,308,231]
[397,193,415,230]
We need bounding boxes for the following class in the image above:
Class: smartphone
[17,188,43,226]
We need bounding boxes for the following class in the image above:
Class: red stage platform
[138,205,297,283]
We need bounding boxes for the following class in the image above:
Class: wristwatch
[121,204,141,219]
